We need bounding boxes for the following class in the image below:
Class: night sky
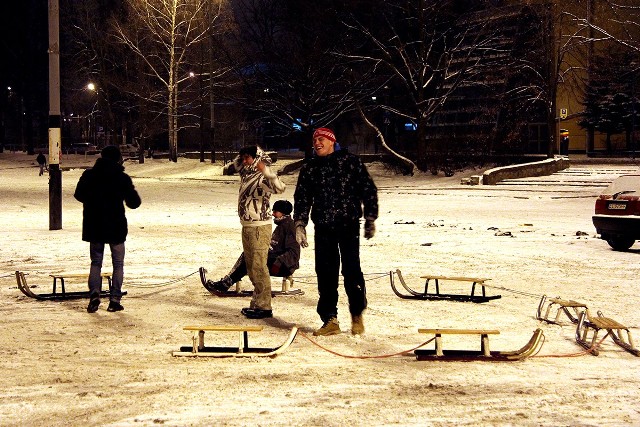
[1,1,50,146]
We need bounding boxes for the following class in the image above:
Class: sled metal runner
[575,309,639,357]
[390,269,501,303]
[172,325,298,358]
[415,328,544,361]
[536,295,587,325]
[15,271,123,301]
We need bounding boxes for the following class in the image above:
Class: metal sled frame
[536,295,587,325]
[390,269,501,303]
[414,328,544,361]
[15,271,122,301]
[575,309,639,357]
[172,325,298,358]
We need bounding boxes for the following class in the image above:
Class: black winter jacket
[269,215,300,272]
[74,158,141,244]
[294,149,378,227]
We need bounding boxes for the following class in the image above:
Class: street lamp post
[48,0,62,230]
[87,83,100,147]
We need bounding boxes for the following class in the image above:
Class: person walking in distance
[293,127,378,335]
[74,145,141,313]
[36,151,47,176]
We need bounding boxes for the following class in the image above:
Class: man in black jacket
[294,127,378,336]
[200,200,300,294]
[74,145,141,313]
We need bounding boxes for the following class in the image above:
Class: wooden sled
[214,277,304,297]
[575,309,639,357]
[390,269,501,303]
[15,271,122,301]
[536,295,587,325]
[200,267,303,297]
[414,328,544,361]
[172,325,298,358]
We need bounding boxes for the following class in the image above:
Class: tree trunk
[359,106,415,175]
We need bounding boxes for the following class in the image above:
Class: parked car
[119,142,140,157]
[67,143,98,154]
[592,174,640,250]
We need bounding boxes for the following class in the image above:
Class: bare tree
[340,1,513,172]
[229,0,369,156]
[112,0,229,162]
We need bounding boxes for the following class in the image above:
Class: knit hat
[272,200,293,215]
[101,145,123,164]
[313,127,336,142]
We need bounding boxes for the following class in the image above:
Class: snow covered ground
[1,151,639,426]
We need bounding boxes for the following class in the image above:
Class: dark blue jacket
[294,149,378,227]
[74,158,141,244]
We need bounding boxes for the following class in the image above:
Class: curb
[482,157,570,185]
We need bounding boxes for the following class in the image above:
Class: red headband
[313,127,336,142]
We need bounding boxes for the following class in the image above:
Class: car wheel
[606,237,635,251]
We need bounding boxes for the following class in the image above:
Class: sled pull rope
[299,331,435,359]
[533,333,609,358]
[126,270,199,288]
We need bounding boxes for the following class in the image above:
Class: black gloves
[364,217,376,239]
[295,220,309,248]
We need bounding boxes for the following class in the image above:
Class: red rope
[299,331,434,359]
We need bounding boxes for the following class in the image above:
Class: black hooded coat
[74,158,141,244]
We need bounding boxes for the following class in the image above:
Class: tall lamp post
[87,83,99,147]
[48,0,62,230]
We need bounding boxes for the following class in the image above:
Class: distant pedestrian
[293,127,378,336]
[74,145,141,313]
[36,152,47,176]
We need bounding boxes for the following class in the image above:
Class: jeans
[314,222,367,322]
[89,241,125,303]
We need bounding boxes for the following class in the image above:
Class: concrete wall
[482,157,570,185]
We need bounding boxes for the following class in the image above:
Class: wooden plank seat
[415,328,544,361]
[536,295,587,325]
[222,276,304,297]
[390,269,501,303]
[575,309,639,357]
[172,325,298,358]
[15,270,120,300]
[49,273,114,297]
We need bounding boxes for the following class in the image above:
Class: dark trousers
[89,241,125,303]
[314,222,367,322]
[228,253,293,284]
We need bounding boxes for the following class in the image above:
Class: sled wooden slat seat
[172,325,298,358]
[419,275,500,303]
[417,328,500,357]
[575,309,639,357]
[229,276,304,297]
[200,266,303,298]
[536,295,588,325]
[415,328,544,361]
[389,270,500,303]
[15,271,119,300]
[50,273,113,297]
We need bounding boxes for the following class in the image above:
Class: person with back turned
[74,145,141,313]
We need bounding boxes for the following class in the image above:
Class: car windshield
[602,175,640,198]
